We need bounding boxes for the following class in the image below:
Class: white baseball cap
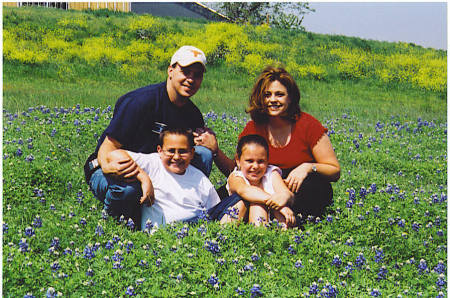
[170,46,207,71]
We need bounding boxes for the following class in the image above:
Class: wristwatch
[311,164,317,173]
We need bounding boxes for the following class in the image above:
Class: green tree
[209,2,315,30]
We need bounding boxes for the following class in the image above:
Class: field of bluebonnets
[3,6,447,297]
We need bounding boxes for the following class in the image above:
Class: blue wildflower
[32,215,42,228]
[309,282,319,294]
[332,255,342,267]
[295,260,304,268]
[50,261,61,272]
[24,226,35,237]
[86,268,94,277]
[46,287,57,298]
[204,240,220,254]
[127,218,135,230]
[320,282,338,297]
[207,274,219,287]
[433,261,446,274]
[95,224,104,236]
[19,238,29,253]
[125,286,136,296]
[418,259,429,274]
[436,274,446,288]
[370,289,381,297]
[250,284,263,297]
[235,287,246,295]
[374,249,384,263]
[355,253,366,268]
[83,243,95,259]
[377,266,388,280]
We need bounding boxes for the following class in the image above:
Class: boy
[106,128,221,229]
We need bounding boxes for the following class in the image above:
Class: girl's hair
[159,127,194,149]
[246,66,301,124]
[236,134,269,159]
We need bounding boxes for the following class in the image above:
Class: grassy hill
[3,6,446,122]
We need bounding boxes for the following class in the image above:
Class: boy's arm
[107,150,155,206]
[228,173,270,204]
[266,171,294,210]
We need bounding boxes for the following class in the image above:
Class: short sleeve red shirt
[239,112,328,170]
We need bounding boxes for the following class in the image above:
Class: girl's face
[236,143,268,186]
[264,80,291,117]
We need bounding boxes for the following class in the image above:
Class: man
[84,45,219,227]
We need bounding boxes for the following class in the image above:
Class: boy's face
[157,134,194,175]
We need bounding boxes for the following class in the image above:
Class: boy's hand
[279,206,296,227]
[266,193,290,210]
[140,178,155,206]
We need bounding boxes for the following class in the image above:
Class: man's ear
[167,64,175,79]
[235,154,240,170]
[157,145,162,153]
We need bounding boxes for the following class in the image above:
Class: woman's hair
[236,134,269,159]
[159,127,194,149]
[246,66,301,124]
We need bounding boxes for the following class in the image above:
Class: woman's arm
[266,171,294,210]
[285,133,340,192]
[228,173,270,204]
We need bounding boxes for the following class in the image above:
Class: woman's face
[263,80,290,118]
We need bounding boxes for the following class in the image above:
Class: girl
[224,134,296,228]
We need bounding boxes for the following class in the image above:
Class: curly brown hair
[246,66,301,124]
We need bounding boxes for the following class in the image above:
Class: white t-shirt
[226,165,282,195]
[127,152,220,228]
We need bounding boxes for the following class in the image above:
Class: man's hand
[105,156,140,181]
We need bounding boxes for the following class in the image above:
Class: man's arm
[193,130,235,177]
[97,136,139,179]
[107,149,155,205]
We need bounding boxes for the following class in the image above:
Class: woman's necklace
[267,122,292,148]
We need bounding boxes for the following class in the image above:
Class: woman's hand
[284,163,311,193]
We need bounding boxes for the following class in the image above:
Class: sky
[300,2,447,50]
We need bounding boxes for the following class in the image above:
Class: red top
[239,112,328,170]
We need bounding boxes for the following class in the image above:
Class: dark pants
[282,170,333,220]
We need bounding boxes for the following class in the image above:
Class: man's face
[168,63,204,99]
[157,134,194,175]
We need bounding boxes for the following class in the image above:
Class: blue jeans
[89,146,213,226]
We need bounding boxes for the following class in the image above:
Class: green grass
[2,6,447,297]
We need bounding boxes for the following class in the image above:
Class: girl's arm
[266,171,294,210]
[285,134,341,192]
[228,173,270,204]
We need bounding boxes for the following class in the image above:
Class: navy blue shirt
[93,82,204,156]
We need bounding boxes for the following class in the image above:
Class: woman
[211,66,340,220]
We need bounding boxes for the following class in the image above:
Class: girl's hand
[279,206,296,227]
[284,163,311,193]
[266,193,290,210]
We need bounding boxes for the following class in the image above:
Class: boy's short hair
[159,127,195,149]
[236,134,269,159]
